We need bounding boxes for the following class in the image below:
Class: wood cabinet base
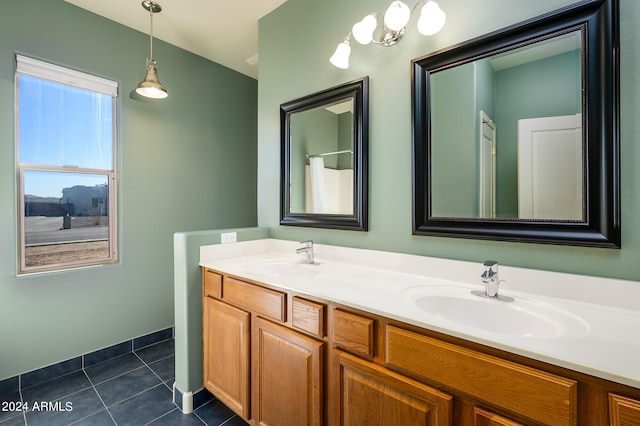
[202,267,640,426]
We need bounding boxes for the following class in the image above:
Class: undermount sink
[245,260,320,279]
[400,285,590,339]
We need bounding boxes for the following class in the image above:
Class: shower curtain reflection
[305,155,354,215]
[308,156,328,213]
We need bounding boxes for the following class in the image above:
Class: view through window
[16,56,118,273]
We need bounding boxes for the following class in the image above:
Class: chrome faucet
[481,260,499,297]
[473,260,514,302]
[296,240,317,264]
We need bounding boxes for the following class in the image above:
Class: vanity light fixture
[330,0,446,69]
[135,1,168,99]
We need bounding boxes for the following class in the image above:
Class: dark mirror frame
[412,0,620,248]
[280,77,369,231]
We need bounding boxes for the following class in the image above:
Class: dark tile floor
[0,339,248,426]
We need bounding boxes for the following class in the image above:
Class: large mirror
[412,0,620,247]
[281,77,368,230]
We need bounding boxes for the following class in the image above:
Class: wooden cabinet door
[338,351,453,426]
[253,317,323,426]
[203,297,250,419]
[609,394,640,426]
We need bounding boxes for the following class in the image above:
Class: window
[16,55,118,274]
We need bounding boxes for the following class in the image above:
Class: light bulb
[384,1,410,32]
[136,86,168,99]
[418,1,446,36]
[352,14,377,45]
[330,40,351,69]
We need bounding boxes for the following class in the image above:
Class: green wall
[173,227,269,396]
[338,112,354,170]
[0,0,257,380]
[430,63,477,217]
[475,58,495,121]
[431,58,496,218]
[258,0,640,282]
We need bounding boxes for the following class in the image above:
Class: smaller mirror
[280,77,369,230]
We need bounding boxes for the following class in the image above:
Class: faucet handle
[481,260,498,279]
[299,240,313,247]
[483,260,498,272]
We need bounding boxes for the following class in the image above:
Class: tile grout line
[133,337,174,353]
[101,383,169,415]
[17,377,27,426]
[132,350,174,392]
[192,410,207,425]
[220,415,240,426]
[19,370,91,414]
[94,368,161,409]
[191,399,233,426]
[81,368,117,426]
[89,364,151,388]
[189,390,216,424]
[20,384,104,426]
[141,407,181,426]
[86,350,172,387]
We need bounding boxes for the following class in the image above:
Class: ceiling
[65,0,288,79]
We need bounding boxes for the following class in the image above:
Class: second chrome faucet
[296,240,318,264]
[472,260,514,302]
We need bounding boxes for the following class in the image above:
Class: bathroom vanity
[200,240,640,425]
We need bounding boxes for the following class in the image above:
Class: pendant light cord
[149,8,154,59]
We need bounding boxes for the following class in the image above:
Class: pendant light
[136,1,168,99]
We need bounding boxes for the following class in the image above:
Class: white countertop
[200,239,640,389]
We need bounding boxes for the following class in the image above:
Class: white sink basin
[401,286,590,338]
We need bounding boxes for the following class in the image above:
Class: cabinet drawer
[203,269,222,299]
[474,407,524,426]
[609,394,640,426]
[385,325,577,426]
[222,276,287,322]
[292,297,325,338]
[332,309,374,358]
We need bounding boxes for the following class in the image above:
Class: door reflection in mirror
[517,113,583,220]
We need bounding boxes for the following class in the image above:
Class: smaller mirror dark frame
[280,77,369,231]
[412,0,620,247]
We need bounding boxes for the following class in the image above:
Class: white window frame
[15,55,118,274]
